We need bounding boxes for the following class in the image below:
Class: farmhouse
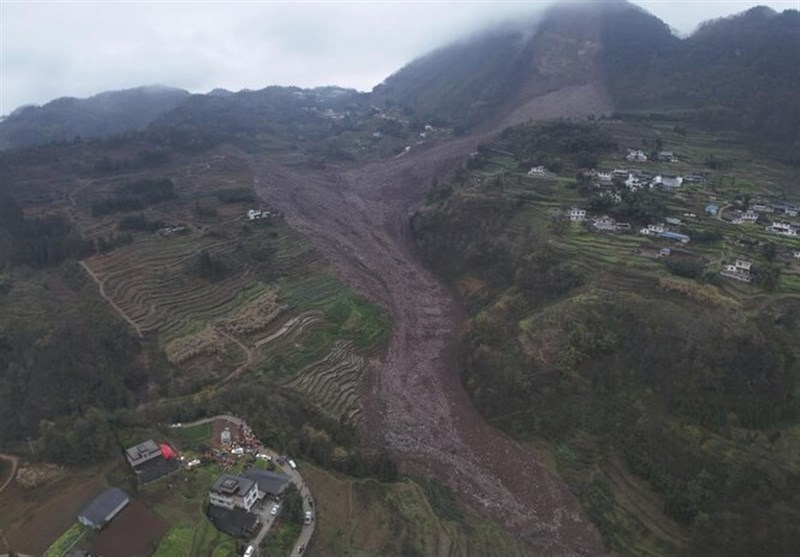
[527,165,550,177]
[705,204,719,216]
[768,222,798,237]
[240,469,291,499]
[247,209,272,221]
[739,211,759,224]
[125,440,180,484]
[78,488,130,530]
[209,473,260,512]
[592,215,617,232]
[658,151,678,163]
[658,231,691,244]
[721,259,753,283]
[639,223,665,236]
[657,174,683,189]
[626,149,647,162]
[566,207,587,222]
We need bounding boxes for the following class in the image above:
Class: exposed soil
[250,85,609,555]
[91,500,169,557]
[0,475,104,555]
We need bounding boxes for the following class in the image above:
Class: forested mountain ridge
[373,2,799,157]
[2,3,797,159]
[0,85,190,150]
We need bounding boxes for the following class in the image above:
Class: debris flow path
[251,135,604,556]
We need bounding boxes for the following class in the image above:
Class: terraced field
[287,340,367,424]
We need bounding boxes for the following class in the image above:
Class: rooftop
[78,488,129,528]
[125,440,161,468]
[240,469,291,497]
[211,473,257,497]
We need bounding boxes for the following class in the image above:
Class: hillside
[411,117,800,555]
[1,2,799,556]
[0,86,190,150]
[373,2,799,158]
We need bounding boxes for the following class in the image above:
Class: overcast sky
[1,1,797,115]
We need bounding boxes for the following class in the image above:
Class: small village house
[78,488,130,530]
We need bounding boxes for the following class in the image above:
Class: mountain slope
[373,1,799,154]
[0,85,190,150]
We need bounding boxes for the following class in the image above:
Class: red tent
[160,444,177,460]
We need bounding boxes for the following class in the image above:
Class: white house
[567,207,587,222]
[657,174,683,189]
[528,166,549,176]
[209,474,260,512]
[721,259,753,283]
[640,223,666,236]
[735,259,752,272]
[593,215,617,231]
[626,149,647,162]
[740,211,759,224]
[768,222,798,237]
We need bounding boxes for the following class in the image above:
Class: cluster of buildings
[588,167,700,192]
[565,208,689,242]
[715,199,800,236]
[639,223,691,244]
[625,149,679,164]
[73,438,180,535]
[247,209,277,221]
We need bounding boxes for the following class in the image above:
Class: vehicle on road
[288,459,297,469]
[271,504,280,516]
[304,510,313,524]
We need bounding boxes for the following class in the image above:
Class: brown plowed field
[0,475,104,555]
[91,500,169,557]
[251,82,610,556]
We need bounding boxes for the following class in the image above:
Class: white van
[288,459,297,470]
[243,545,255,557]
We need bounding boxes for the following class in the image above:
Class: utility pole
[27,437,35,455]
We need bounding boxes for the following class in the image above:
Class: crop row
[286,340,366,423]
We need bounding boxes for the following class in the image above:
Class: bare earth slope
[252,89,608,554]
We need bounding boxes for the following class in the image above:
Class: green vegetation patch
[44,523,87,557]
[172,423,212,448]
[152,524,193,557]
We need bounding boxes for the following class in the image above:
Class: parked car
[271,504,280,516]
[304,510,313,524]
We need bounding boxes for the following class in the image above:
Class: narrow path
[79,261,143,338]
[218,330,254,384]
[0,453,19,493]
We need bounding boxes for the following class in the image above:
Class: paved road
[174,415,316,554]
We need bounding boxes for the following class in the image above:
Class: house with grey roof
[78,488,129,530]
[240,469,291,499]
